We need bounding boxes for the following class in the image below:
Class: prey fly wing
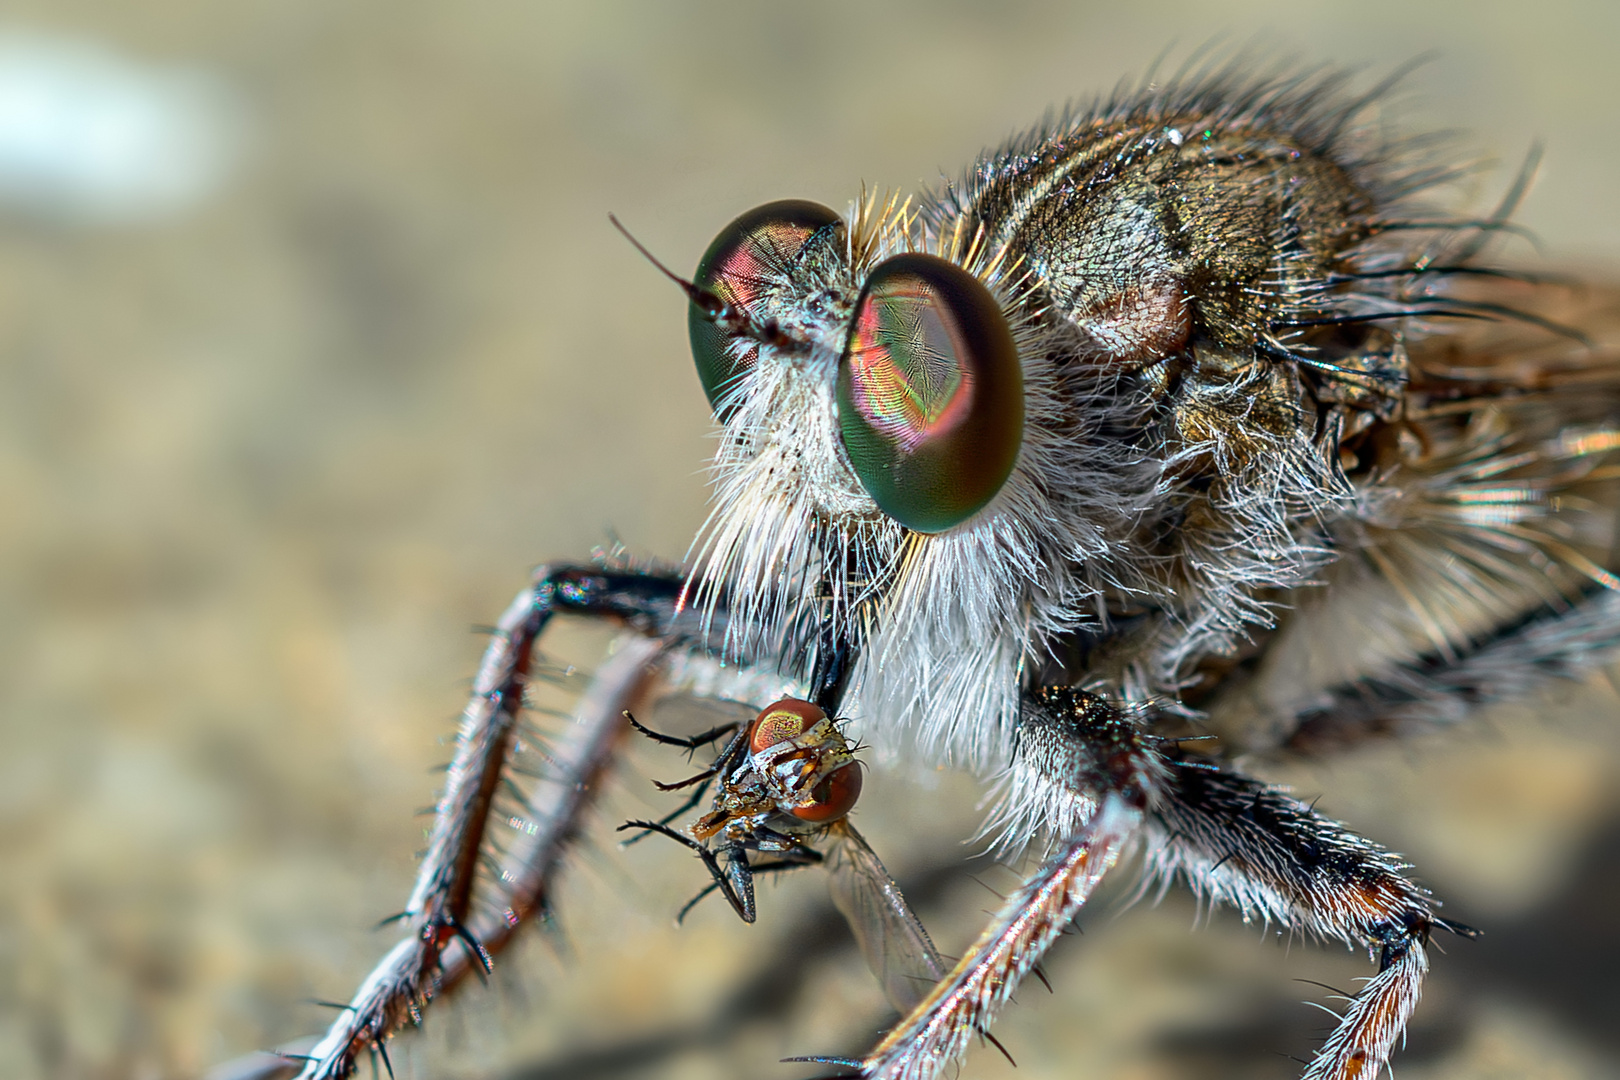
[821,818,949,1016]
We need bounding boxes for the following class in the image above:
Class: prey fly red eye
[788,759,862,823]
[747,696,826,752]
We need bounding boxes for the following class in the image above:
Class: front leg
[296,563,691,1080]
[406,566,688,936]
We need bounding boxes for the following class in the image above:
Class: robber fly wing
[822,819,947,1015]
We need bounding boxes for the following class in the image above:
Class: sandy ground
[4,3,1620,1079]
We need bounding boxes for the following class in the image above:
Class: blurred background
[4,2,1620,1078]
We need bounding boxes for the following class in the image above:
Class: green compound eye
[688,199,842,418]
[837,253,1024,534]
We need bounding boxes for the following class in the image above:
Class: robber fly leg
[1139,757,1476,1080]
[1199,585,1620,756]
[295,564,695,1080]
[406,566,689,949]
[409,565,687,918]
[851,688,1161,1080]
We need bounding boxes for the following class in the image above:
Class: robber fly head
[663,189,1160,770]
[687,197,1028,533]
[652,76,1442,773]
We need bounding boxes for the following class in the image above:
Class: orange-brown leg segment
[832,688,1473,1080]
[1143,759,1476,1080]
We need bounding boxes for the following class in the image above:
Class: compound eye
[838,253,1024,533]
[748,698,826,754]
[689,200,842,418]
[790,762,863,823]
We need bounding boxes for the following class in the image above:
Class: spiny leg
[1140,756,1476,1080]
[841,684,1471,1080]
[618,775,717,847]
[839,688,1163,1080]
[654,769,719,793]
[1285,586,1620,753]
[295,564,695,1080]
[839,795,1140,1080]
[619,821,760,922]
[625,710,742,755]
[621,819,825,923]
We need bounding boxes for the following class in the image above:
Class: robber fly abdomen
[284,60,1620,1080]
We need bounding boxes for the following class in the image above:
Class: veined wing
[1209,278,1620,754]
[822,818,947,1015]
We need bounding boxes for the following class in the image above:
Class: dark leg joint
[441,914,493,977]
[1373,910,1479,969]
[537,564,687,635]
[1371,922,1414,971]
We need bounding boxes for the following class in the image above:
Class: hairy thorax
[693,89,1454,771]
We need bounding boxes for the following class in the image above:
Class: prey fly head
[620,697,865,924]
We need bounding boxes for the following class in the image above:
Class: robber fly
[280,58,1620,1080]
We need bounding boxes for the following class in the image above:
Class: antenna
[608,213,808,353]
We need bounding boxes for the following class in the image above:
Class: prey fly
[621,697,949,1019]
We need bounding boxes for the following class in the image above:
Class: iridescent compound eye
[838,253,1024,533]
[688,199,842,417]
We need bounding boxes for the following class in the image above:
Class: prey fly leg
[616,818,823,924]
[619,712,741,844]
